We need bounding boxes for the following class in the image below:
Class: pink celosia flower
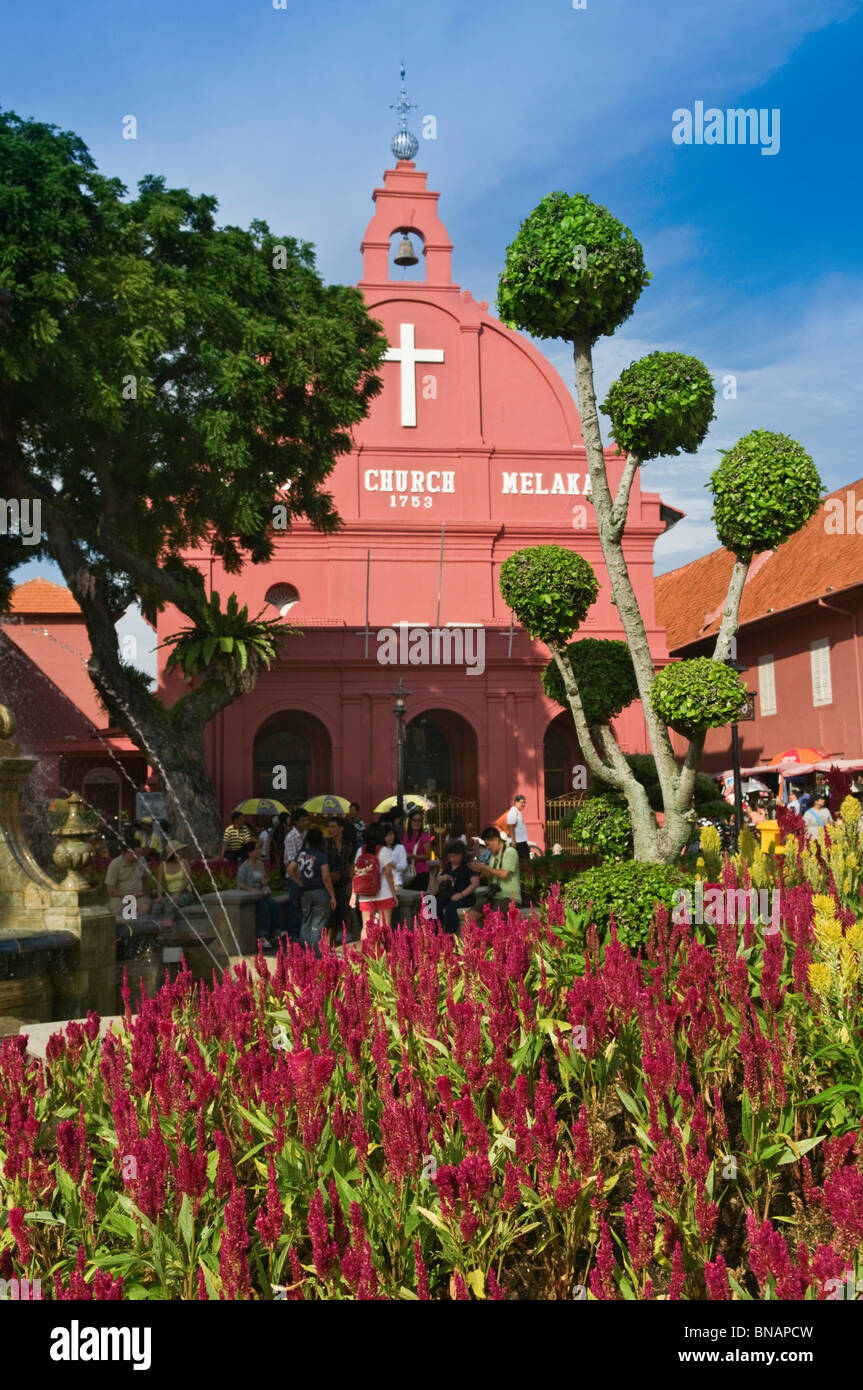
[219,1183,251,1300]
[307,1188,338,1281]
[8,1207,30,1264]
[415,1240,430,1300]
[589,1217,616,1300]
[704,1253,729,1300]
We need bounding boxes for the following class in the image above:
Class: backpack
[352,851,381,900]
[494,811,511,840]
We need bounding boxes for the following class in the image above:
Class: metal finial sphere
[390,62,419,164]
[391,128,419,161]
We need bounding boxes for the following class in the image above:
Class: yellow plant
[736,826,758,866]
[807,905,863,1039]
[699,824,722,879]
[749,845,778,890]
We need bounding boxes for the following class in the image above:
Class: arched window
[82,766,122,824]
[405,715,451,794]
[252,712,332,805]
[543,724,572,800]
[265,583,299,617]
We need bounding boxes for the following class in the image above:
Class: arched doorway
[544,712,586,851]
[405,708,479,833]
[543,714,583,799]
[253,712,332,805]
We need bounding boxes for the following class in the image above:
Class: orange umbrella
[769,748,824,765]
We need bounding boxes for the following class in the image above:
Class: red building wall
[670,591,863,773]
[157,160,672,842]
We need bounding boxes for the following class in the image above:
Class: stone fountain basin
[0,930,78,975]
[114,918,161,961]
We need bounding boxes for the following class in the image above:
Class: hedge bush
[564,860,690,947]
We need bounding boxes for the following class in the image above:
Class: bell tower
[359,65,456,291]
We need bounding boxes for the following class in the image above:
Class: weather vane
[390,62,419,163]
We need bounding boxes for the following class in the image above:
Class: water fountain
[0,704,116,1027]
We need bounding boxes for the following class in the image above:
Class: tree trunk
[39,511,230,857]
[154,730,225,860]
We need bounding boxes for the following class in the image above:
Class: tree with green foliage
[0,111,386,852]
[498,191,823,862]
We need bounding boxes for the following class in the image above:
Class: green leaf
[778,1135,825,1164]
[414,1205,447,1232]
[178,1193,194,1252]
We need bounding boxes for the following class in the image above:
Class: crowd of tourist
[99,797,529,960]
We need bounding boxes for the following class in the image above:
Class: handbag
[401,856,416,887]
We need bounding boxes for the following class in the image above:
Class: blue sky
[6,0,862,647]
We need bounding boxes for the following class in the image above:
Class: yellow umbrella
[373,794,434,813]
[233,797,289,817]
[303,794,352,816]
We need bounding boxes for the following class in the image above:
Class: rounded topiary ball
[500,546,599,646]
[601,351,715,461]
[497,191,650,344]
[542,638,639,724]
[650,658,748,738]
[711,430,822,557]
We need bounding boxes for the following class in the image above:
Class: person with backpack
[350,824,398,942]
[287,826,336,956]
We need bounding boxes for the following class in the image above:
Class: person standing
[282,810,310,939]
[270,811,290,871]
[506,794,530,862]
[382,823,409,887]
[288,827,336,956]
[347,802,366,838]
[403,810,434,892]
[326,815,358,945]
[238,839,281,949]
[350,824,397,942]
[803,794,834,841]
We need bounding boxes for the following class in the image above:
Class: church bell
[394,235,419,267]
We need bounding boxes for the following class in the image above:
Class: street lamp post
[391,680,411,818]
[726,659,757,843]
[0,287,12,334]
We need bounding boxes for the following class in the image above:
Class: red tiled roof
[656,477,863,653]
[7,579,81,614]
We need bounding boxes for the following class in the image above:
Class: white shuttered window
[810,637,833,707]
[758,654,777,715]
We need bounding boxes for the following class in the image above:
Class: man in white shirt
[506,794,530,862]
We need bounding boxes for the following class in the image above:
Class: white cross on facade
[383,323,444,428]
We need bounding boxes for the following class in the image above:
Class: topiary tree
[499,546,598,646]
[649,658,748,739]
[541,638,638,726]
[498,192,823,862]
[569,796,633,861]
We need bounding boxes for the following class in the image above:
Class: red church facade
[156,159,678,843]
